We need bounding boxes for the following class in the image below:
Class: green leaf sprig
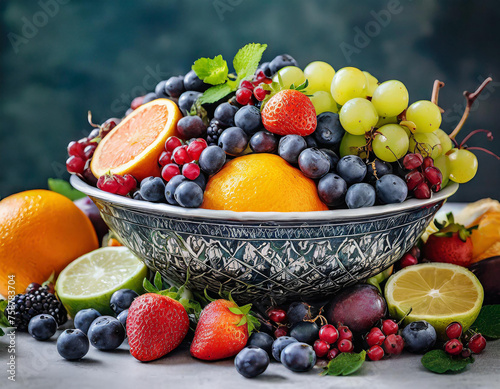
[471,304,500,339]
[48,178,86,201]
[421,349,474,374]
[192,43,267,104]
[322,350,366,376]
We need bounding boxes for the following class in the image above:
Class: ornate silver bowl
[71,175,458,305]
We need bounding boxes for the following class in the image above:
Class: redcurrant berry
[383,334,404,355]
[338,339,354,353]
[172,145,191,165]
[274,326,288,338]
[422,157,434,169]
[382,320,399,336]
[182,162,201,180]
[161,164,181,182]
[319,324,339,344]
[327,348,340,360]
[444,339,463,356]
[399,253,418,268]
[313,339,330,358]
[165,136,183,153]
[338,326,353,342]
[158,151,172,166]
[445,322,463,340]
[403,153,424,170]
[186,139,208,161]
[66,155,86,175]
[468,334,486,354]
[366,327,386,347]
[268,308,287,324]
[367,345,384,361]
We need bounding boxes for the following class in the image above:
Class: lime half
[385,262,483,339]
[55,247,147,317]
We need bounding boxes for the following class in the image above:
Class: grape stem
[431,80,445,113]
[87,111,100,128]
[460,129,500,160]
[449,77,493,140]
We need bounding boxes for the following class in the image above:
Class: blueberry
[117,309,128,331]
[272,336,298,362]
[133,190,144,201]
[269,54,299,75]
[178,91,202,115]
[345,183,376,209]
[165,76,185,98]
[366,159,393,184]
[74,308,101,335]
[249,131,278,153]
[313,112,345,148]
[287,302,312,325]
[298,148,331,179]
[199,145,226,175]
[140,177,166,202]
[164,175,186,205]
[234,346,270,378]
[28,314,57,341]
[320,149,340,171]
[218,127,249,156]
[174,181,204,208]
[257,61,272,78]
[318,173,347,207]
[57,329,90,360]
[375,174,408,204]
[304,135,318,148]
[88,316,125,351]
[214,102,239,127]
[155,80,169,98]
[281,342,316,373]
[142,92,157,104]
[183,70,209,92]
[191,172,207,191]
[337,155,367,184]
[402,320,437,354]
[248,332,274,356]
[110,289,139,314]
[234,106,262,135]
[289,322,319,345]
[176,116,207,139]
[278,135,307,164]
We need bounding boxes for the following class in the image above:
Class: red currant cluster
[159,136,207,182]
[266,308,289,338]
[97,172,137,195]
[314,324,355,360]
[444,322,486,357]
[403,154,443,199]
[235,70,272,105]
[364,319,404,361]
[65,118,120,183]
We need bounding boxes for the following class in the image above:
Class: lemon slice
[55,247,147,317]
[385,263,483,339]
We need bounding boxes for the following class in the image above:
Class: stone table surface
[0,330,499,389]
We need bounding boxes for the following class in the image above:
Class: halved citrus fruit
[201,153,328,212]
[385,263,483,339]
[55,247,147,317]
[91,98,182,180]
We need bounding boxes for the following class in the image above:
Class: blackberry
[8,287,67,331]
[206,119,225,146]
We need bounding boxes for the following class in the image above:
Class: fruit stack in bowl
[65,43,498,213]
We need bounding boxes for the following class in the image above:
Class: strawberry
[423,212,477,267]
[261,89,317,136]
[126,273,198,362]
[190,297,259,361]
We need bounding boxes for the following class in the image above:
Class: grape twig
[431,80,445,113]
[449,77,493,140]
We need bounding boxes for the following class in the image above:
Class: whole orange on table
[202,153,328,212]
[0,190,98,296]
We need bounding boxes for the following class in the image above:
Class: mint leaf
[471,305,500,339]
[143,278,159,294]
[199,83,234,104]
[233,43,267,81]
[48,178,86,201]
[421,349,474,374]
[322,350,366,376]
[192,55,229,85]
[0,300,11,329]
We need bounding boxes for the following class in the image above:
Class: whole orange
[201,153,328,212]
[0,190,99,296]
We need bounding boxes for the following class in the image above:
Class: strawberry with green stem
[423,213,477,267]
[190,291,260,361]
[127,272,201,362]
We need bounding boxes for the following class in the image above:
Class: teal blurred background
[1,0,499,200]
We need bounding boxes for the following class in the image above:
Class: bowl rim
[71,175,458,222]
